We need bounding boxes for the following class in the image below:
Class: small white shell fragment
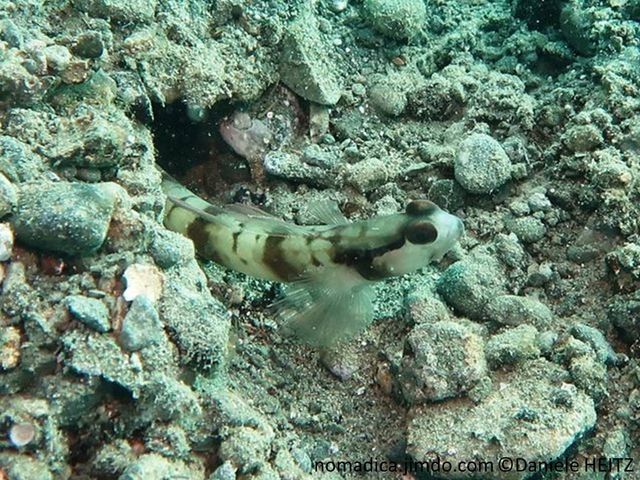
[0,223,14,261]
[9,422,36,447]
[122,264,164,303]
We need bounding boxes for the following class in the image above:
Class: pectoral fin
[273,274,374,347]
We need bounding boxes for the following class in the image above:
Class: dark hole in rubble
[151,100,253,194]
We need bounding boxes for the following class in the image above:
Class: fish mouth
[454,217,465,239]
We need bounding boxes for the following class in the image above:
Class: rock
[12,182,117,256]
[0,326,21,370]
[437,254,506,320]
[493,233,527,269]
[91,441,134,478]
[279,10,342,105]
[428,179,466,212]
[485,294,554,329]
[560,3,597,56]
[264,151,333,187]
[119,453,198,480]
[122,263,164,303]
[139,374,202,425]
[405,290,451,324]
[0,136,47,183]
[527,191,552,212]
[345,158,388,193]
[0,223,13,261]
[570,323,617,365]
[159,269,229,370]
[454,133,512,194]
[49,112,130,168]
[407,360,597,480]
[302,144,337,169]
[0,454,53,480]
[65,295,111,333]
[485,325,541,368]
[219,426,273,473]
[369,81,407,116]
[609,292,640,342]
[0,172,17,217]
[43,45,72,73]
[62,330,145,397]
[399,321,487,403]
[211,461,237,480]
[0,19,24,48]
[505,215,547,243]
[71,31,105,58]
[75,0,157,22]
[569,353,608,402]
[150,229,195,269]
[0,51,44,106]
[120,295,162,351]
[363,0,426,40]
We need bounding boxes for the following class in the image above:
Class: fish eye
[404,221,438,244]
[406,200,438,216]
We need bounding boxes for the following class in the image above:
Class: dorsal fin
[306,200,349,225]
[225,203,278,219]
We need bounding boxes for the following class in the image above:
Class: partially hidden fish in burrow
[161,171,464,347]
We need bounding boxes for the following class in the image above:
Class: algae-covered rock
[119,453,201,480]
[211,461,237,480]
[454,133,512,194]
[150,228,195,269]
[138,373,202,425]
[65,295,111,333]
[399,321,487,403]
[279,9,342,105]
[345,157,389,193]
[62,330,145,397]
[0,136,47,183]
[264,151,333,187]
[0,454,54,480]
[405,290,451,325]
[159,268,230,370]
[0,397,69,477]
[485,294,554,329]
[12,182,117,256]
[369,80,407,116]
[75,0,156,23]
[120,295,162,351]
[437,254,506,320]
[504,215,547,244]
[407,360,597,480]
[570,323,617,365]
[219,426,274,474]
[485,324,541,368]
[569,353,608,402]
[363,0,426,40]
[0,326,21,370]
[0,172,17,217]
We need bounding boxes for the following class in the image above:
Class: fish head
[402,199,464,263]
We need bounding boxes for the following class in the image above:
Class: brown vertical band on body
[263,235,302,281]
[187,218,224,264]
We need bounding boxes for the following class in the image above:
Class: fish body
[162,172,463,345]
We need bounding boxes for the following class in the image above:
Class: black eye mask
[404,220,438,244]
